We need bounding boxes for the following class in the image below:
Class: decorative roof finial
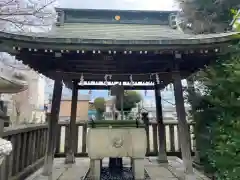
[104,74,112,86]
[129,75,133,86]
[151,73,160,84]
[80,73,84,86]
[155,73,160,84]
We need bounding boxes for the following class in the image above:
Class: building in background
[103,89,190,122]
[136,99,191,122]
[1,70,46,124]
[88,101,97,120]
[59,94,90,122]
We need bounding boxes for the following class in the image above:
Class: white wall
[36,75,45,110]
[105,106,111,112]
[4,70,46,124]
[28,73,45,123]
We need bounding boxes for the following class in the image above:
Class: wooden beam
[172,59,194,177]
[17,50,211,82]
[0,115,4,137]
[65,60,171,73]
[63,80,162,90]
[65,80,78,164]
[67,59,170,64]
[48,71,188,82]
[76,84,157,90]
[42,76,63,176]
[186,77,200,165]
[18,52,173,74]
[154,83,168,163]
[67,68,170,75]
[2,38,228,52]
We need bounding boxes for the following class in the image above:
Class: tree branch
[0,0,15,8]
[0,0,57,30]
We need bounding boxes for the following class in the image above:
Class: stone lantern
[0,115,12,165]
[0,138,12,165]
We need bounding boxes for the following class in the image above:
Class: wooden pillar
[42,77,62,176]
[154,83,168,163]
[186,77,201,165]
[142,113,150,154]
[65,80,78,164]
[172,54,194,178]
[0,116,4,137]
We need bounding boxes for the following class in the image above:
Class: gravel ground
[84,167,151,180]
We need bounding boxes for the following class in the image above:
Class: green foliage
[187,44,240,179]
[115,91,141,114]
[93,97,106,120]
[231,9,240,31]
[177,0,240,33]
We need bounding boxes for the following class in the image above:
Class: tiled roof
[51,23,240,41]
[0,23,238,45]
[51,23,186,40]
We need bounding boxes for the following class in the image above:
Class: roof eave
[0,31,239,49]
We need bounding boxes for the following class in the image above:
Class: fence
[0,124,48,180]
[54,121,195,157]
[0,121,195,179]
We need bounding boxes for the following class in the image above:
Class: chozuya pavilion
[0,8,239,180]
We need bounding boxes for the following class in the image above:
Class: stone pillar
[42,77,63,176]
[65,80,78,164]
[154,83,168,163]
[132,158,145,180]
[186,78,201,165]
[90,159,102,180]
[172,54,194,179]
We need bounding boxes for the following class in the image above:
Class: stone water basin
[87,120,147,180]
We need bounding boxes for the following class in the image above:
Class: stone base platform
[26,157,210,180]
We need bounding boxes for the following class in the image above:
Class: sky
[45,0,179,106]
[58,0,178,11]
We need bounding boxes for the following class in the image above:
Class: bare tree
[0,0,57,32]
[0,1,57,126]
[0,0,57,80]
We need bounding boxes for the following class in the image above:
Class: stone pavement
[26,157,210,180]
